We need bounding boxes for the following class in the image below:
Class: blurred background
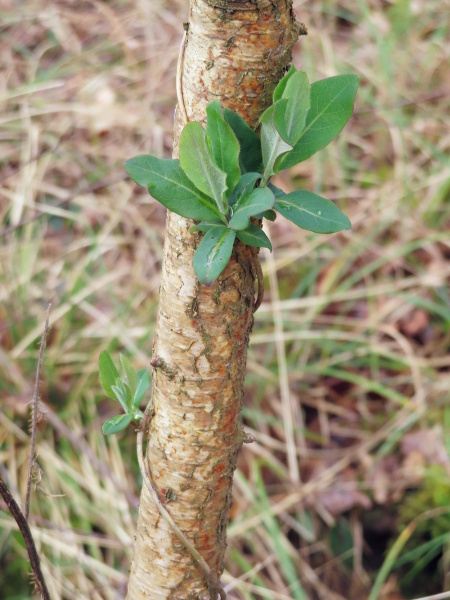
[0,1,449,598]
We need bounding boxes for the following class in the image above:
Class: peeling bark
[127,2,299,598]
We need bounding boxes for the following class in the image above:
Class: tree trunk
[127,2,300,598]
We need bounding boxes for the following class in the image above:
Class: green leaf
[229,187,275,231]
[330,520,354,571]
[125,156,224,222]
[206,101,241,193]
[134,369,151,409]
[99,351,120,401]
[191,220,224,233]
[102,414,133,436]
[254,209,277,221]
[274,70,310,145]
[228,172,261,208]
[120,354,137,399]
[223,109,262,173]
[263,209,277,221]
[260,103,292,182]
[279,75,359,170]
[111,381,132,413]
[273,64,296,102]
[274,190,351,233]
[193,226,236,284]
[179,121,228,214]
[236,224,272,250]
[268,183,286,199]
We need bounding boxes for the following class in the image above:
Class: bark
[127,2,300,598]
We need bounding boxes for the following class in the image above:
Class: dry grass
[1,1,449,599]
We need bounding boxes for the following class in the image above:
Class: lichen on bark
[127,2,300,598]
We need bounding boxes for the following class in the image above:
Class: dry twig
[176,30,188,126]
[25,303,51,521]
[0,475,51,600]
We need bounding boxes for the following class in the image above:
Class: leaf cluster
[125,67,358,284]
[99,351,151,435]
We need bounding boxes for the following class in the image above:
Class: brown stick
[25,303,51,521]
[0,475,51,600]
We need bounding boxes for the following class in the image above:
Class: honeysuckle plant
[99,351,151,435]
[125,66,358,285]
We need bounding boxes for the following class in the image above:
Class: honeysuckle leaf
[111,381,132,414]
[125,156,224,222]
[273,64,296,102]
[223,109,263,173]
[263,209,277,221]
[102,414,133,436]
[179,121,229,214]
[191,220,225,233]
[274,190,351,233]
[99,351,120,401]
[206,101,241,193]
[236,224,272,250]
[120,354,137,399]
[193,226,236,284]
[254,209,277,221]
[274,70,310,146]
[278,75,359,170]
[260,103,293,182]
[228,172,261,208]
[133,369,151,410]
[268,183,286,199]
[229,187,275,231]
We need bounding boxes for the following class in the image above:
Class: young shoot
[99,351,151,435]
[125,66,358,285]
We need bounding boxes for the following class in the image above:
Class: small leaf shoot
[274,190,351,233]
[278,74,359,170]
[125,156,225,222]
[229,187,275,231]
[260,103,292,185]
[134,369,151,410]
[179,122,229,215]
[236,225,272,250]
[125,68,357,285]
[102,414,133,436]
[99,351,120,401]
[193,226,236,284]
[206,101,241,193]
[223,109,262,173]
[120,354,137,399]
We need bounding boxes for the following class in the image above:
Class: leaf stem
[25,303,51,521]
[260,174,269,188]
